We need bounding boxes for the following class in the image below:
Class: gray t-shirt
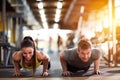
[63,48,101,68]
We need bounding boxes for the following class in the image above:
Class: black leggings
[48,61,51,70]
[41,61,51,70]
[67,63,90,73]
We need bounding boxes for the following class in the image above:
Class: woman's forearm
[13,61,20,73]
[43,58,49,72]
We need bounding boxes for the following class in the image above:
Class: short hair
[78,39,92,50]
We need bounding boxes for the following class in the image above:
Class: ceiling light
[58,0,63,1]
[39,9,45,15]
[38,2,43,9]
[80,6,84,14]
[43,22,48,29]
[36,0,42,1]
[56,9,61,14]
[57,2,63,9]
[53,23,59,29]
[55,14,60,19]
[40,13,46,22]
[55,14,60,22]
[55,18,60,22]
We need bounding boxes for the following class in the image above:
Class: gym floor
[1,51,120,80]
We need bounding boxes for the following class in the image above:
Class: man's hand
[93,70,102,75]
[41,71,49,76]
[62,71,73,76]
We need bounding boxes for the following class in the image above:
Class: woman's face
[22,47,34,61]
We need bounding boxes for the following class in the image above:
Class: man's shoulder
[64,47,77,53]
[65,47,77,51]
[63,48,77,58]
[91,48,101,53]
[91,48,101,60]
[63,48,78,62]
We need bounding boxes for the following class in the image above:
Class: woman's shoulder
[36,50,42,55]
[36,50,50,60]
[12,51,22,61]
[36,50,44,58]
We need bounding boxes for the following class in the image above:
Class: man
[59,39,101,76]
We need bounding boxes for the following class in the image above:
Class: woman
[12,36,50,76]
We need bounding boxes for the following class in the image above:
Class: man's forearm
[94,58,100,71]
[60,57,67,71]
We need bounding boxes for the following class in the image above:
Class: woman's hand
[62,71,73,76]
[12,71,22,77]
[41,71,49,76]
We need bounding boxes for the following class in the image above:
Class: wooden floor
[1,51,120,80]
[1,76,120,80]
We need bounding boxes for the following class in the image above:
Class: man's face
[77,48,91,62]
[22,47,34,61]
